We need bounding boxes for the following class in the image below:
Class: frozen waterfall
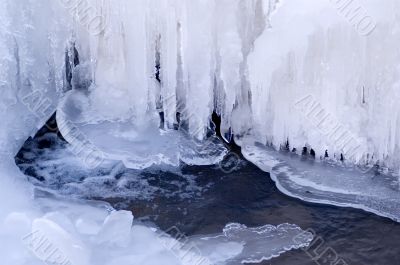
[1,0,400,264]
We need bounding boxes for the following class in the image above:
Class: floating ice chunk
[27,217,90,265]
[242,142,400,222]
[191,222,313,264]
[96,210,134,247]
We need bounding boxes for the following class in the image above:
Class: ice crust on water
[242,141,400,222]
[192,223,313,264]
[16,132,213,201]
[57,91,228,169]
[13,135,314,264]
[3,197,313,265]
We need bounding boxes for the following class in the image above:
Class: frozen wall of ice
[70,0,270,140]
[248,0,400,170]
[38,0,400,171]
[2,0,400,263]
[3,0,400,168]
[0,0,74,218]
[0,0,399,204]
[0,0,71,156]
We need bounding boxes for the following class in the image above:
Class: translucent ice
[242,141,400,222]
[96,210,134,247]
[1,0,400,264]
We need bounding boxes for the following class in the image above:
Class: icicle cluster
[2,0,400,169]
[71,0,271,141]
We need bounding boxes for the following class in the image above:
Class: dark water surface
[16,132,400,265]
[124,163,400,265]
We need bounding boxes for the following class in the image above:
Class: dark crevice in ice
[65,43,80,91]
[211,111,242,156]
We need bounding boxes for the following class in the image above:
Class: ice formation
[1,0,400,263]
[49,0,400,172]
[16,132,210,201]
[0,1,316,264]
[53,0,400,221]
[241,142,400,222]
[248,0,400,169]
